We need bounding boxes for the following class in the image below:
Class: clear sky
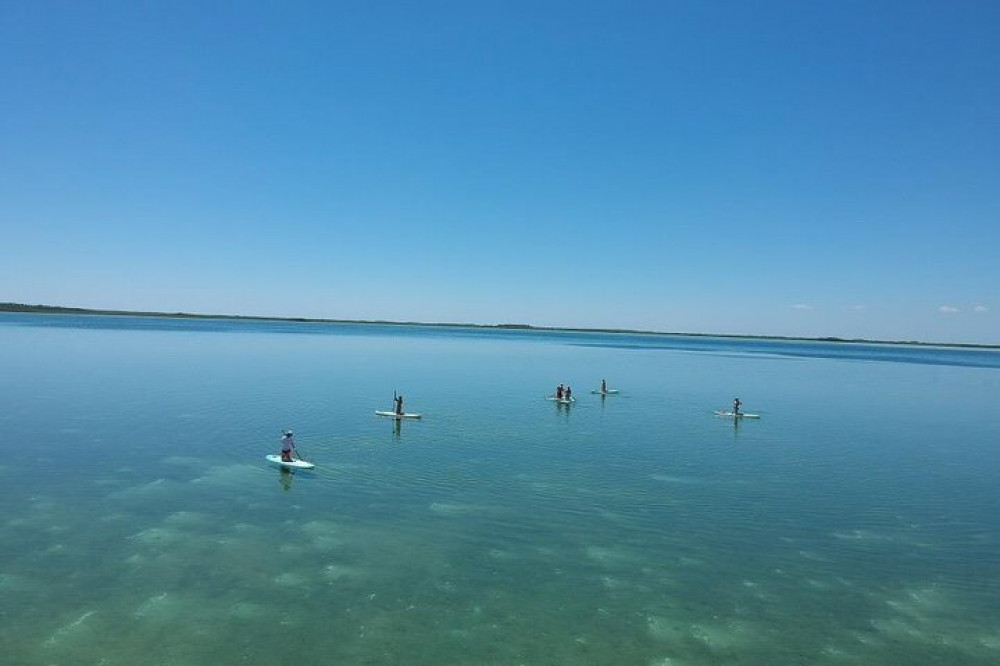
[2,1,998,344]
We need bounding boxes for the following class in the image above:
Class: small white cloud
[974,305,989,313]
[847,305,866,312]
[939,306,960,314]
[791,304,813,310]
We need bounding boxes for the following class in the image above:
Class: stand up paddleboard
[266,454,315,469]
[375,411,422,419]
[714,410,761,419]
[547,396,575,404]
[591,389,620,395]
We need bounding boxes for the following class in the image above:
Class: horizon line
[3,302,998,350]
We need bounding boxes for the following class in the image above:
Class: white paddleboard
[714,410,760,419]
[266,454,315,469]
[375,410,423,419]
[547,396,576,404]
[591,389,620,395]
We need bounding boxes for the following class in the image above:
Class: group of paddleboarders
[279,390,750,461]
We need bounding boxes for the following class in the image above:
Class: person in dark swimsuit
[280,430,297,462]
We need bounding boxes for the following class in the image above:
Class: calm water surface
[1,313,998,665]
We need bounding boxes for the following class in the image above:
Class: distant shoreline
[2,302,997,350]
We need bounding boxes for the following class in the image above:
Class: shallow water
[1,313,999,665]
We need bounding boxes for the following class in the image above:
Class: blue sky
[2,1,998,344]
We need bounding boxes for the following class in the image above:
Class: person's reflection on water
[279,467,294,491]
[393,417,402,440]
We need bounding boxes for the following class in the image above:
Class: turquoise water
[1,313,999,665]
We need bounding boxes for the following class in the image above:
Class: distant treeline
[1,302,996,349]
[0,302,534,328]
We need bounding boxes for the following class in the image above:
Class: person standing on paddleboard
[395,395,404,415]
[601,379,607,393]
[556,384,564,400]
[733,398,741,416]
[566,385,573,400]
[280,430,298,462]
